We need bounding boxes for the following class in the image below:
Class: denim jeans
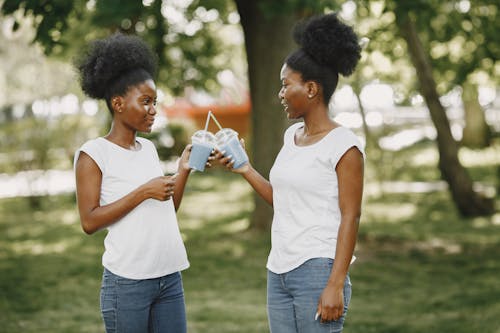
[267,258,352,333]
[100,268,187,333]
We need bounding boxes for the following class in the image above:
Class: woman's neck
[105,125,138,150]
[302,107,336,136]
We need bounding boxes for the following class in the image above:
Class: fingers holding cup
[215,129,249,169]
[188,130,217,172]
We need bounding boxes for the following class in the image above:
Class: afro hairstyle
[75,32,158,113]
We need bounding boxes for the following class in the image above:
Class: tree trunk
[461,81,491,148]
[235,1,297,230]
[396,13,494,216]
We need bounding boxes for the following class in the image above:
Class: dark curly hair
[286,13,361,104]
[75,32,158,114]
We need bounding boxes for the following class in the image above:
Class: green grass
[0,143,499,332]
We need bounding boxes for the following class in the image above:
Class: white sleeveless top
[267,122,365,274]
[74,137,189,279]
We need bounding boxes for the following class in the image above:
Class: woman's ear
[111,96,124,113]
[306,81,319,99]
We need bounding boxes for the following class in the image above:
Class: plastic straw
[203,110,211,131]
[209,111,223,130]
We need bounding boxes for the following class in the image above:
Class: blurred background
[0,1,499,332]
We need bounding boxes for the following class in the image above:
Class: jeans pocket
[101,308,116,333]
[115,275,142,286]
[342,275,352,310]
[302,257,334,270]
[101,270,118,333]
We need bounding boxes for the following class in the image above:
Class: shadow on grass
[348,238,500,333]
[1,165,499,332]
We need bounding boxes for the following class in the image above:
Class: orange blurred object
[161,98,252,140]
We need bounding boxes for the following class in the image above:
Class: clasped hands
[179,140,249,174]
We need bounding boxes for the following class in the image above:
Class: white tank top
[267,122,365,274]
[74,137,189,279]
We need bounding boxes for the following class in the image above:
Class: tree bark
[461,81,491,148]
[235,1,297,230]
[396,13,494,216]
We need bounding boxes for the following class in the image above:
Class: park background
[0,0,499,332]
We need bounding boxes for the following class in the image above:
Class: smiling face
[278,64,310,119]
[115,79,157,133]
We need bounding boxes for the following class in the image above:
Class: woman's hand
[178,144,216,172]
[316,281,344,323]
[141,174,177,201]
[215,139,250,174]
[178,144,192,172]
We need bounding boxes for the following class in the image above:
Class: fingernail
[315,313,319,321]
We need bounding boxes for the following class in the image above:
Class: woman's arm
[171,144,193,211]
[216,142,273,206]
[75,152,175,234]
[240,164,273,206]
[316,146,364,322]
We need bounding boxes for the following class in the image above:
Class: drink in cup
[215,128,248,169]
[188,130,216,172]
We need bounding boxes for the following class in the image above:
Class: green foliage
[257,0,341,18]
[429,0,500,86]
[385,0,500,92]
[92,1,144,28]
[142,119,195,161]
[354,0,499,101]
[352,1,419,101]
[0,117,55,173]
[1,0,79,54]
[0,16,78,107]
[187,0,233,19]
[3,1,499,103]
[0,113,97,173]
[1,0,242,95]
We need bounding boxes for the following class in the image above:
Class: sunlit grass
[0,140,499,332]
[363,201,418,222]
[178,171,253,234]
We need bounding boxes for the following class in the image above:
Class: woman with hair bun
[74,33,197,333]
[219,13,364,332]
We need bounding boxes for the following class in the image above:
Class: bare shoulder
[75,152,101,176]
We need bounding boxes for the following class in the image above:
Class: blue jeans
[267,258,352,333]
[100,268,187,333]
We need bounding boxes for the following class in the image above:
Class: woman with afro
[219,13,364,332]
[74,33,196,332]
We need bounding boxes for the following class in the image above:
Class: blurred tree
[461,81,490,148]
[409,0,499,148]
[0,15,76,108]
[234,1,307,230]
[1,0,239,96]
[4,0,496,221]
[214,0,342,230]
[353,0,496,216]
[1,0,341,230]
[0,113,96,207]
[143,120,194,163]
[390,1,494,216]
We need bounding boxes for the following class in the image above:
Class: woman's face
[278,64,309,119]
[119,79,157,133]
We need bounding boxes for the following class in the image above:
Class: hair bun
[293,13,361,77]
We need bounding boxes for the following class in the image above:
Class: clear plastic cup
[188,130,216,172]
[215,128,248,169]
